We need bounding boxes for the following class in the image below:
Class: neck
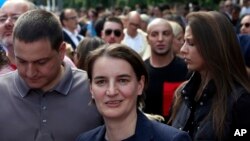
[64,27,75,34]
[150,52,174,68]
[104,109,137,141]
[127,29,137,38]
[7,49,15,65]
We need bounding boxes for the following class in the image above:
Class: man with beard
[0,0,36,73]
[143,18,188,122]
[0,9,102,141]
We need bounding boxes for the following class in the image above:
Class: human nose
[106,81,118,96]
[0,17,17,25]
[26,64,37,78]
[110,31,116,38]
[158,34,163,41]
[180,42,188,55]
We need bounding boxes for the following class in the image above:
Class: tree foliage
[33,0,222,11]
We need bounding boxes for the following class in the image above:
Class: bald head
[1,0,36,11]
[0,0,36,64]
[146,18,174,56]
[126,11,141,36]
[128,11,140,20]
[147,18,173,34]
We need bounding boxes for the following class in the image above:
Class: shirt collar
[181,72,216,102]
[63,28,78,36]
[15,63,73,97]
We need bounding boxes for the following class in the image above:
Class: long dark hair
[75,37,105,70]
[169,11,250,140]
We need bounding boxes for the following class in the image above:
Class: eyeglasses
[129,22,140,28]
[104,29,122,37]
[65,16,78,21]
[0,15,20,24]
[240,23,250,28]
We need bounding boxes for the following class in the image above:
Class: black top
[143,57,188,121]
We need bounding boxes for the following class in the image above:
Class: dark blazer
[63,30,79,50]
[76,110,191,141]
[238,34,250,67]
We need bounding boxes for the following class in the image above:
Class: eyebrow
[151,29,172,33]
[0,13,22,16]
[15,56,51,63]
[93,74,131,80]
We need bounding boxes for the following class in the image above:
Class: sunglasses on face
[240,23,250,28]
[104,29,122,37]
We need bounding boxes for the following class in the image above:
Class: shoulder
[76,126,104,141]
[238,34,250,50]
[64,62,89,81]
[0,71,15,83]
[71,67,87,75]
[173,57,187,67]
[137,29,147,36]
[144,58,150,66]
[150,120,191,141]
[63,65,90,91]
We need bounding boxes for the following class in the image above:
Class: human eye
[118,78,129,85]
[187,41,195,46]
[0,16,7,23]
[94,79,106,86]
[184,39,195,47]
[12,15,20,21]
[17,58,27,64]
[36,60,48,65]
[150,31,158,37]
[163,31,171,36]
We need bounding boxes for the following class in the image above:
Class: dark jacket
[63,31,82,50]
[172,72,250,141]
[76,110,191,141]
[238,34,250,67]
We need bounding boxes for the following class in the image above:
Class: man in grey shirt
[0,9,103,141]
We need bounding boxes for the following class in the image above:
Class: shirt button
[179,127,182,130]
[200,102,204,106]
[184,96,188,100]
[42,106,47,110]
[42,119,47,123]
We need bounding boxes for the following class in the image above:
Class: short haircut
[59,8,76,26]
[105,16,124,29]
[13,9,63,51]
[86,43,148,108]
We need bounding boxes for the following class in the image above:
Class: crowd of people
[0,0,250,141]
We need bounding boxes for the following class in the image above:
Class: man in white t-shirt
[122,11,150,60]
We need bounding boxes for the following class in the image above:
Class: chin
[187,66,196,71]
[102,110,122,119]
